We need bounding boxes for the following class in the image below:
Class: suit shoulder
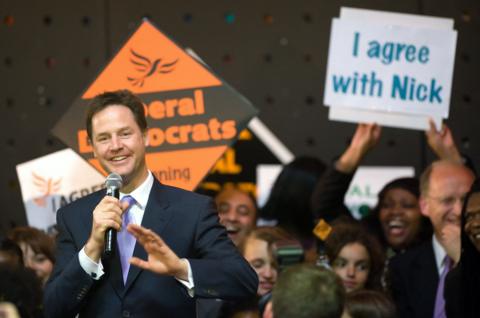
[390,241,433,268]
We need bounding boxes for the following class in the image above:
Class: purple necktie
[433,256,452,318]
[117,195,136,284]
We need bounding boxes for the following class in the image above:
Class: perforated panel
[1,0,479,232]
[1,1,106,230]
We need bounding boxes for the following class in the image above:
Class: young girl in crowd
[325,222,384,293]
[240,226,299,297]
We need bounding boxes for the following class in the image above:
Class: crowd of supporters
[1,122,477,318]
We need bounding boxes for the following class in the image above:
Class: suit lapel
[124,180,172,293]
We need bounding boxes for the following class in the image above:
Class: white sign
[16,149,105,233]
[324,7,457,131]
[256,164,283,208]
[329,106,442,131]
[346,166,415,218]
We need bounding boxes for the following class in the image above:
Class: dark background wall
[1,0,478,232]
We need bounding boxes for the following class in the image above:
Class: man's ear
[419,196,429,217]
[143,131,149,147]
[89,139,97,158]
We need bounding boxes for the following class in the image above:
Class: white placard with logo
[346,166,415,218]
[16,148,105,233]
[324,7,457,131]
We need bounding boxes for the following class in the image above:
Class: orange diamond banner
[52,19,257,191]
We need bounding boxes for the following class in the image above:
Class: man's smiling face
[91,104,148,192]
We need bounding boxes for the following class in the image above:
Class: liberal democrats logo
[127,48,179,87]
[32,172,62,207]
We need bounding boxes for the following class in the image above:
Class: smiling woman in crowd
[370,177,432,251]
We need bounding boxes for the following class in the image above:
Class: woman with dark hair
[365,177,432,252]
[325,222,384,293]
[8,226,55,286]
[445,179,480,318]
[260,156,326,261]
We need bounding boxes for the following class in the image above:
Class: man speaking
[44,90,258,317]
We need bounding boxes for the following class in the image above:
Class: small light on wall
[45,57,56,69]
[4,15,15,26]
[224,12,235,24]
[263,14,274,24]
[222,54,233,63]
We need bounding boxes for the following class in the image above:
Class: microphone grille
[105,173,123,189]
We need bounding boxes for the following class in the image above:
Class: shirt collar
[432,234,447,272]
[120,171,154,210]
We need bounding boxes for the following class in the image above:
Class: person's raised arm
[311,123,381,222]
[425,119,462,164]
[336,123,382,173]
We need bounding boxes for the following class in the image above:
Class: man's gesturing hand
[127,224,189,281]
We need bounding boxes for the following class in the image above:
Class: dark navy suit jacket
[389,240,439,318]
[44,179,258,318]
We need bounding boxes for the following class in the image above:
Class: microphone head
[105,173,123,189]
